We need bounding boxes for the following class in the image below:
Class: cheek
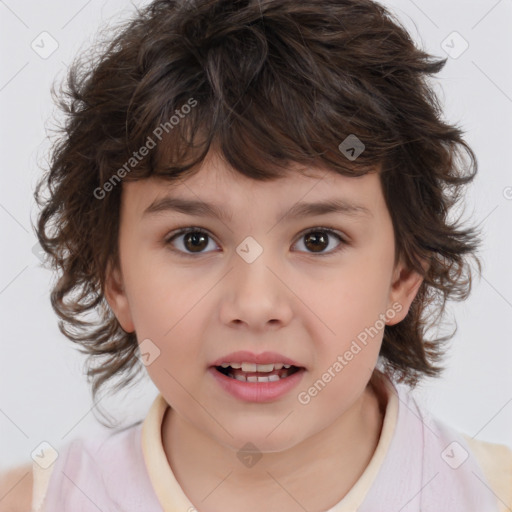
[121,268,209,386]
[293,254,391,372]
[123,249,196,328]
[302,267,390,336]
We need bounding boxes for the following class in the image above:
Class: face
[105,150,424,452]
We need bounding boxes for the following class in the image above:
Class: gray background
[1,0,511,470]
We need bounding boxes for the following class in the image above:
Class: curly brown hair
[33,0,482,426]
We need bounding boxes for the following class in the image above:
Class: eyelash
[163,225,349,258]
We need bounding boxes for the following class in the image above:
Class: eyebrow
[142,196,373,222]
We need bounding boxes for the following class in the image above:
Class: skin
[105,150,426,512]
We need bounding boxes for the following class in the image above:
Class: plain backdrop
[1,0,511,470]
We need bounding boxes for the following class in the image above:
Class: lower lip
[208,367,305,403]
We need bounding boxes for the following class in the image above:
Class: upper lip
[210,350,304,368]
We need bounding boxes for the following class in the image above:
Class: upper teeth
[219,362,292,372]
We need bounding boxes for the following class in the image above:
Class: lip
[209,350,304,368]
[208,366,306,403]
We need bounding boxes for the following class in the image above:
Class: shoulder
[0,463,33,512]
[463,435,512,512]
[394,385,512,509]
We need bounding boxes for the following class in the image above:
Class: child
[3,0,511,510]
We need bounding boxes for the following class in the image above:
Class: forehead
[121,152,384,220]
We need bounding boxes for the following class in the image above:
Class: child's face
[106,150,423,452]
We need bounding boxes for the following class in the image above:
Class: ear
[385,256,429,326]
[104,260,135,333]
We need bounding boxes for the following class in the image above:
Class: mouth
[209,351,307,401]
[214,363,304,382]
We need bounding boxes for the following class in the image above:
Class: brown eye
[304,231,329,252]
[294,228,345,256]
[165,228,218,256]
[183,231,209,252]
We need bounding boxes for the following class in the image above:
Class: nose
[218,246,294,331]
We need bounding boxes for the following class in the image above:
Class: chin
[220,427,304,455]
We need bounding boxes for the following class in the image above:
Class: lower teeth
[231,373,282,383]
[226,368,295,382]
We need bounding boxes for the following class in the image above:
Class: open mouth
[214,364,303,383]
